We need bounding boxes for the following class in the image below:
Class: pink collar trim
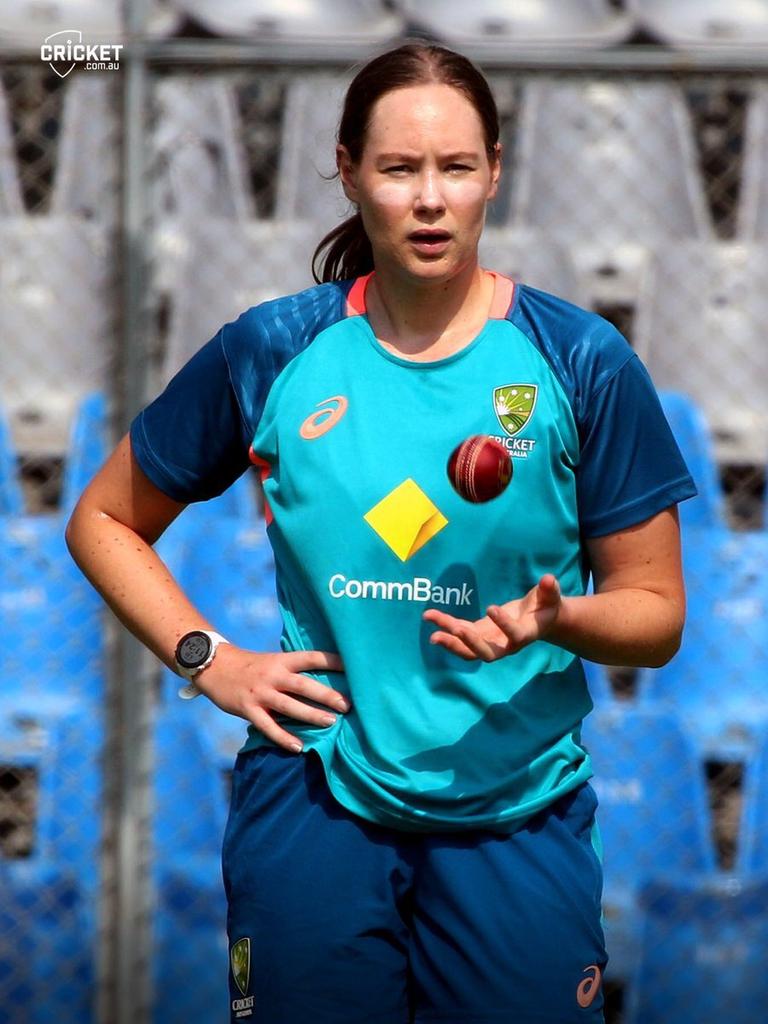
[345,269,515,320]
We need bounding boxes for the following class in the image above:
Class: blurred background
[1,2,768,1022]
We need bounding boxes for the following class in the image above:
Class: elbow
[64,506,84,568]
[64,499,95,566]
[645,609,685,669]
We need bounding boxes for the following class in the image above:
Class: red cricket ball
[447,435,513,503]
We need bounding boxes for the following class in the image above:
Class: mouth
[407,229,452,254]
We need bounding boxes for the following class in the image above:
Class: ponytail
[312,212,373,284]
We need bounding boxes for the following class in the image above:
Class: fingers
[426,631,481,661]
[424,611,504,663]
[285,649,344,674]
[248,708,307,754]
[486,604,531,648]
[287,674,350,713]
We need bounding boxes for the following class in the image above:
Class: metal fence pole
[114,1,153,1022]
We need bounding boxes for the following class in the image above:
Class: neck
[366,261,493,360]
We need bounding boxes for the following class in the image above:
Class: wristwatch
[174,629,230,700]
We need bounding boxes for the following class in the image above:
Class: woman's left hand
[422,574,562,662]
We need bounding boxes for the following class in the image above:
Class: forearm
[547,588,684,668]
[65,505,213,670]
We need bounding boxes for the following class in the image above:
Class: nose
[414,169,446,215]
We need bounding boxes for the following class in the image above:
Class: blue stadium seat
[582,706,716,981]
[152,860,230,1024]
[737,730,768,873]
[158,514,279,768]
[581,660,615,705]
[0,862,96,1023]
[625,874,768,1024]
[60,392,109,515]
[0,403,23,515]
[0,710,103,906]
[0,514,105,708]
[658,391,724,529]
[152,711,230,1023]
[638,527,768,758]
[152,710,228,864]
[159,514,280,706]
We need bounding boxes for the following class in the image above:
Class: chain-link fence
[1,5,768,1023]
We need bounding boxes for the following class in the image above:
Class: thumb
[537,574,561,606]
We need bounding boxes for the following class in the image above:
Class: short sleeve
[130,327,252,503]
[129,284,349,503]
[577,353,697,537]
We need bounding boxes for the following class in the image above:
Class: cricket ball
[447,435,512,503]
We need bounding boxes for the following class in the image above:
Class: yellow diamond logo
[364,479,448,562]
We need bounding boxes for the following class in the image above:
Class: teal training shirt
[131,271,697,833]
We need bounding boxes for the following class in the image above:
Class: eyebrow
[375,151,481,163]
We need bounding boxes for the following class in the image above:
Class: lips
[408,229,451,242]
[408,230,452,256]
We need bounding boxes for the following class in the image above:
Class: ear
[487,142,502,201]
[337,144,359,203]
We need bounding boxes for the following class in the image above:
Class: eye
[446,163,474,174]
[383,164,411,175]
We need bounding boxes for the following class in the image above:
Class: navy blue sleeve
[510,285,697,538]
[576,353,697,537]
[130,283,349,503]
[130,325,251,503]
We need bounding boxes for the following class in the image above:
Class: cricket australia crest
[493,384,538,437]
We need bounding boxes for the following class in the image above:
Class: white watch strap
[176,631,230,700]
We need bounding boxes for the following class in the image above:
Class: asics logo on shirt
[299,395,348,439]
[576,964,602,1008]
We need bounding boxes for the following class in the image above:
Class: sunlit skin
[337,82,501,360]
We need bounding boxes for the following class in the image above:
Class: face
[338,82,501,283]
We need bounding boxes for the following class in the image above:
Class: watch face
[177,631,213,670]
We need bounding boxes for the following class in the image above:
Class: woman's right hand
[193,644,350,753]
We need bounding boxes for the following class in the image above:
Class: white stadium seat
[737,84,768,239]
[0,0,178,50]
[0,79,23,216]
[0,217,112,456]
[628,0,768,48]
[51,75,117,222]
[509,79,713,302]
[157,217,320,383]
[274,73,353,228]
[152,76,254,222]
[633,241,768,466]
[401,0,634,52]
[175,0,403,43]
[478,227,588,308]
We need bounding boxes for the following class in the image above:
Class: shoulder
[218,280,353,381]
[508,283,635,417]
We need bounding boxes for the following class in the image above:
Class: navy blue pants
[222,748,607,1023]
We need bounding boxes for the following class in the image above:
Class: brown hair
[312,43,500,284]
